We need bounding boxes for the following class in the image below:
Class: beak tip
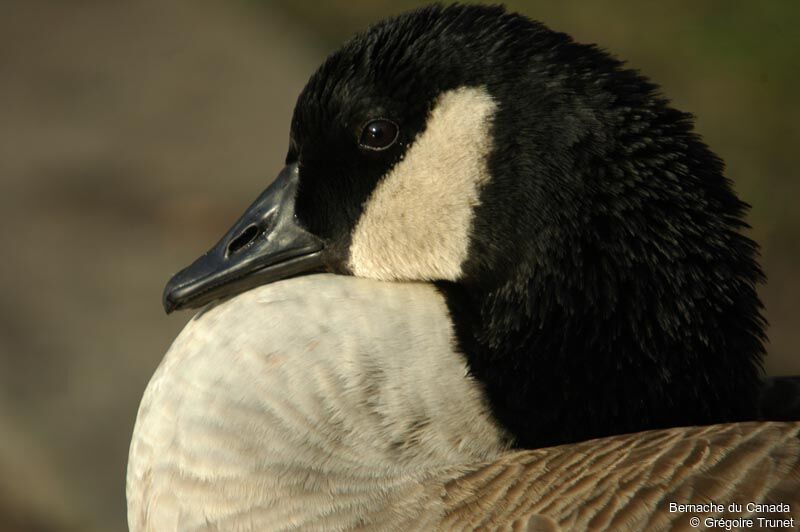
[162,279,180,314]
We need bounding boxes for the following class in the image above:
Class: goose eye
[359,119,399,151]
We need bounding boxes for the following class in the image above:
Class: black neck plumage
[437,266,764,449]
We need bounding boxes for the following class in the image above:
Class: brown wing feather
[438,422,800,531]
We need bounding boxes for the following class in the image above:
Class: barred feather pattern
[439,422,800,530]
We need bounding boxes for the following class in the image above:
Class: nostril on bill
[227,224,261,257]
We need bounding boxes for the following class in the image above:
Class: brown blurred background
[1,1,798,530]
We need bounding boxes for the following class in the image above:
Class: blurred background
[1,1,798,530]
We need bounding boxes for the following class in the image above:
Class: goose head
[161,4,765,448]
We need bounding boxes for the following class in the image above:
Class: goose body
[129,4,800,530]
[128,275,800,530]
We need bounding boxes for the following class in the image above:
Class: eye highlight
[359,119,399,151]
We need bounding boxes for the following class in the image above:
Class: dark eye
[359,119,399,151]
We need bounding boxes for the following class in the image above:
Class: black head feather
[289,4,766,447]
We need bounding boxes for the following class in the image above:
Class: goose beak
[162,163,324,313]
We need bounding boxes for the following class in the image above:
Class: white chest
[126,275,510,530]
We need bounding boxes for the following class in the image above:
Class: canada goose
[128,4,800,530]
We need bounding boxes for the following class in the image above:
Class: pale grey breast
[127,274,511,531]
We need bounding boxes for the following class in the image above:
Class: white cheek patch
[349,86,497,281]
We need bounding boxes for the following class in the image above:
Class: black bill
[162,163,324,313]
